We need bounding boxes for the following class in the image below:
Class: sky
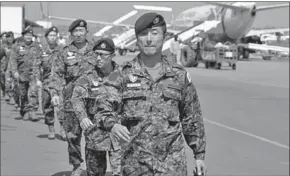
[1,1,289,29]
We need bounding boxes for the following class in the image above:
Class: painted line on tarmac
[231,79,289,89]
[280,161,289,165]
[204,118,289,150]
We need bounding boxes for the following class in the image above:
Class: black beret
[44,26,59,37]
[0,32,7,38]
[93,38,115,54]
[69,19,87,32]
[22,28,33,35]
[6,31,14,38]
[135,12,166,36]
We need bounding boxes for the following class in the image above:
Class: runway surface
[1,55,289,176]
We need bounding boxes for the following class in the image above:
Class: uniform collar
[129,54,175,77]
[68,40,94,55]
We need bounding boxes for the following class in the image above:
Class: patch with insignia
[101,43,106,49]
[153,17,159,24]
[42,52,48,57]
[67,51,75,59]
[53,28,56,31]
[128,74,138,83]
[80,21,84,26]
[186,72,192,83]
[92,80,99,87]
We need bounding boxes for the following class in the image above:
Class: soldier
[71,38,121,176]
[0,32,7,97]
[49,19,95,176]
[34,26,66,140]
[97,13,207,176]
[10,29,42,121]
[2,32,16,104]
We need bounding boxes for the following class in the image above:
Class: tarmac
[1,55,289,176]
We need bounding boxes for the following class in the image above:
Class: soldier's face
[136,26,165,56]
[71,27,87,44]
[94,50,114,69]
[23,33,33,42]
[6,36,14,44]
[46,31,58,45]
[1,35,7,43]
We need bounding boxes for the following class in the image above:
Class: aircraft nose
[251,5,256,16]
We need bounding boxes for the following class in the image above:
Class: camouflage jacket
[0,44,13,73]
[48,41,95,111]
[34,44,62,89]
[98,54,206,175]
[9,41,42,82]
[71,61,120,151]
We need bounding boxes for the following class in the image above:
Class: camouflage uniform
[49,41,95,166]
[34,44,64,126]
[99,55,206,176]
[0,46,7,96]
[71,61,121,176]
[3,44,15,102]
[10,40,42,117]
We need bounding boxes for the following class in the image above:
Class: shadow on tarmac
[36,134,67,141]
[51,171,113,176]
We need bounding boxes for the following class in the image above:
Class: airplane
[39,2,289,61]
[162,2,289,60]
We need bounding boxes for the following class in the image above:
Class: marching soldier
[71,38,121,176]
[49,19,95,176]
[3,32,16,105]
[10,29,42,121]
[0,32,7,97]
[34,26,66,140]
[97,13,207,176]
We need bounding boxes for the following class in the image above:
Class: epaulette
[172,63,186,71]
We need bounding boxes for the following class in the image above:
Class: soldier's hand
[111,124,131,143]
[14,72,19,79]
[51,95,60,106]
[80,118,93,130]
[194,160,207,176]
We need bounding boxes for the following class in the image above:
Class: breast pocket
[162,84,182,102]
[65,58,79,77]
[162,84,183,122]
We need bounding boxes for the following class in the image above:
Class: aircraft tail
[256,3,289,12]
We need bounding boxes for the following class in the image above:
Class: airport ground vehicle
[202,43,238,70]
[179,41,238,70]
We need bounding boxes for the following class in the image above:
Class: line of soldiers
[0,12,207,176]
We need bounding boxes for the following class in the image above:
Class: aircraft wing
[240,43,289,54]
[47,15,134,28]
[162,20,221,51]
[245,28,289,37]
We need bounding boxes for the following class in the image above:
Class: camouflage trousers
[63,111,84,166]
[85,147,121,176]
[4,71,14,98]
[41,89,64,126]
[13,79,20,107]
[19,80,38,117]
[0,72,5,95]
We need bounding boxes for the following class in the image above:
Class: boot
[15,103,19,110]
[48,125,55,140]
[71,164,83,176]
[22,112,30,121]
[30,111,39,122]
[59,126,67,141]
[4,95,9,102]
[8,97,15,105]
